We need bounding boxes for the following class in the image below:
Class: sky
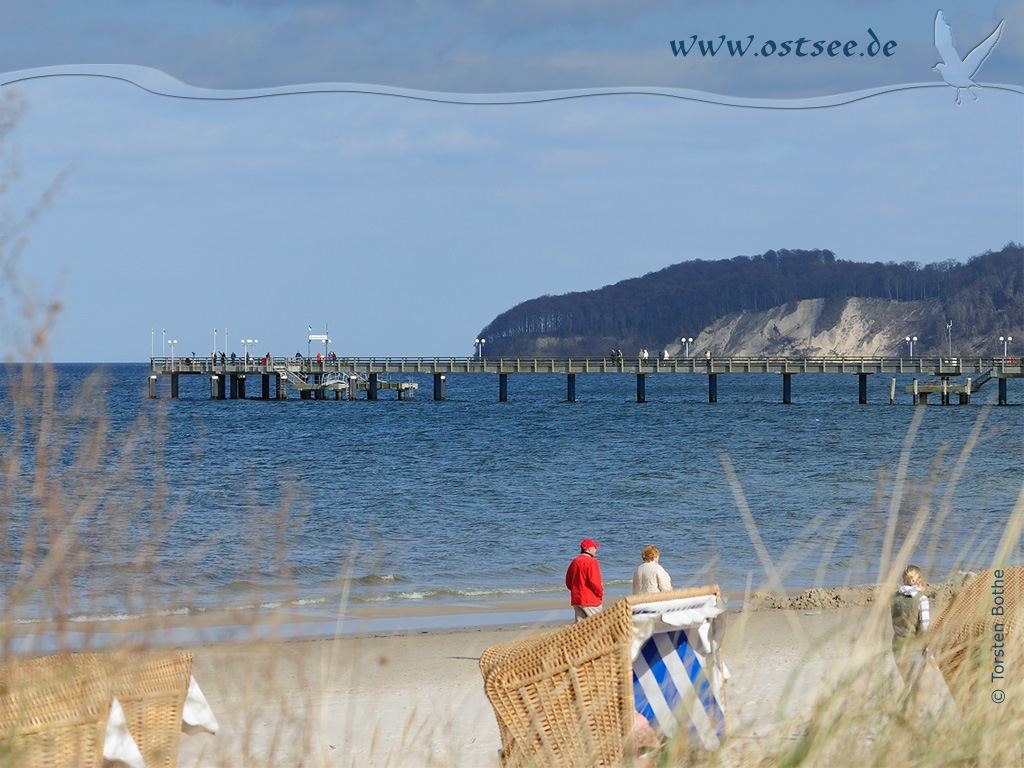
[0,0,1020,361]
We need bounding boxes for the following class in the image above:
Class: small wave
[352,584,565,603]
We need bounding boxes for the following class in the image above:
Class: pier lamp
[682,337,693,357]
[1001,335,1013,358]
[169,339,178,368]
[905,336,917,356]
[475,338,486,358]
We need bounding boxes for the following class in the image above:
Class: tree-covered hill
[477,243,1023,357]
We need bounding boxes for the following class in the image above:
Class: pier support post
[368,373,378,401]
[636,374,646,403]
[708,374,717,403]
[962,378,971,405]
[230,374,238,399]
[433,373,446,401]
[238,375,246,400]
[912,379,919,405]
[941,377,948,406]
[890,378,896,405]
[170,374,179,399]
[999,377,1008,406]
[276,374,286,400]
[782,373,792,404]
[567,374,576,403]
[210,376,219,400]
[858,373,868,405]
[500,373,508,402]
[262,374,270,400]
[148,375,157,399]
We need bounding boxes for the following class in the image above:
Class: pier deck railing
[150,355,1022,377]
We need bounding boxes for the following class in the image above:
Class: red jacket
[565,553,603,606]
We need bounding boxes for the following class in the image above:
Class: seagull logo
[933,11,1004,104]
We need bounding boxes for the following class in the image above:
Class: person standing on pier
[632,545,672,595]
[566,539,603,622]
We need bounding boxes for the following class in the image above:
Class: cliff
[477,244,1022,358]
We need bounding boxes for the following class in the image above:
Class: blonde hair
[641,545,659,562]
[902,564,923,586]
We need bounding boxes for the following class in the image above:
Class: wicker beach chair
[0,650,194,768]
[480,586,725,768]
[929,567,1023,707]
[0,652,114,768]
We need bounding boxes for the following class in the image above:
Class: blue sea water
[2,363,1023,624]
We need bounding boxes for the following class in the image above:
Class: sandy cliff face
[685,297,943,357]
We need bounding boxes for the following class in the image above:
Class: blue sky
[0,1,1020,361]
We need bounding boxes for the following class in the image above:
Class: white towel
[103,696,147,768]
[182,676,219,735]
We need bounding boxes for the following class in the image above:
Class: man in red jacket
[565,539,603,622]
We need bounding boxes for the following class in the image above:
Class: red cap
[581,539,600,549]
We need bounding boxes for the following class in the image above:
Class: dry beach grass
[0,96,1022,767]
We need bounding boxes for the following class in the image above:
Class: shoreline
[6,580,961,654]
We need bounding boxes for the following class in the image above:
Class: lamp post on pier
[475,338,486,358]
[905,335,917,356]
[1000,335,1013,359]
[682,337,693,357]
[169,339,177,368]
[946,321,952,356]
[242,338,258,361]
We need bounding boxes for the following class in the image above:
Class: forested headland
[476,243,1023,358]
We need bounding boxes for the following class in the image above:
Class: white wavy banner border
[2,64,1022,108]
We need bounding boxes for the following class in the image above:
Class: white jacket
[632,561,673,595]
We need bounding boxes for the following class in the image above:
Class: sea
[2,363,1023,631]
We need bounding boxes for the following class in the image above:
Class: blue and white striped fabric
[632,618,726,749]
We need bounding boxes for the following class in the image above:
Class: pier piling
[636,374,646,403]
[433,373,445,401]
[782,373,792,404]
[999,377,1008,405]
[567,373,575,402]
[500,373,508,402]
[859,373,868,405]
[708,374,717,403]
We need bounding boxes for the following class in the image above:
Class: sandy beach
[164,586,954,767]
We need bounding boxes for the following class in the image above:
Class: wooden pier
[148,355,1024,405]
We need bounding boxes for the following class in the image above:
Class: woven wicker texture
[111,651,194,768]
[480,586,721,768]
[0,653,113,768]
[930,567,1023,705]
[0,650,193,768]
